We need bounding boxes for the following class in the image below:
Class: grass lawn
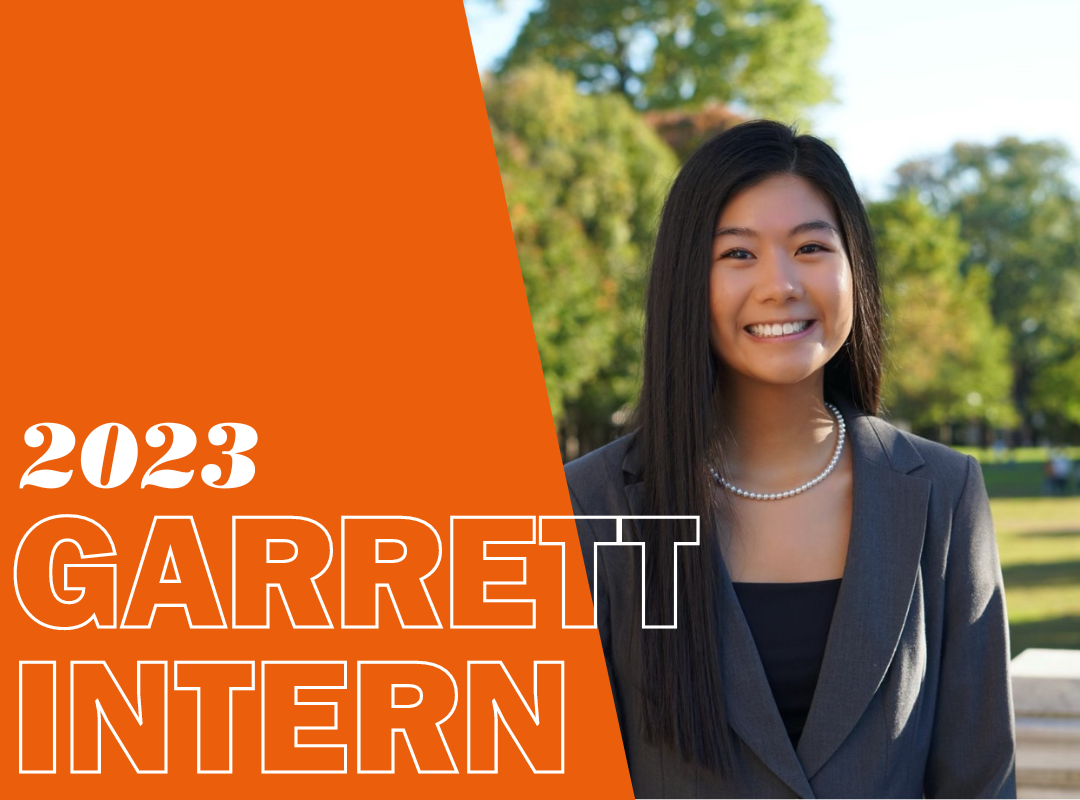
[990,497,1080,657]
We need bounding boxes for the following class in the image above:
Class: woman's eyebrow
[713,225,756,238]
[789,220,840,237]
[713,220,840,238]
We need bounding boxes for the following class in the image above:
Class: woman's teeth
[747,320,811,338]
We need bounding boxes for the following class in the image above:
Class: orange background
[1,2,631,796]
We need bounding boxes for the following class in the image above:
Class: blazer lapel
[622,438,816,798]
[719,559,817,798]
[797,408,931,779]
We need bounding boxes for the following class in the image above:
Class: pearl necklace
[709,402,846,501]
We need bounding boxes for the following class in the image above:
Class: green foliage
[869,193,1016,431]
[1033,347,1080,428]
[895,138,1080,436]
[484,63,677,436]
[499,0,833,121]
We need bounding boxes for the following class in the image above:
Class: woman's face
[709,174,854,388]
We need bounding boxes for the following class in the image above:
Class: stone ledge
[1012,649,1080,717]
[1013,649,1080,799]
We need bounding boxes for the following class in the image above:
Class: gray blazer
[566,404,1016,798]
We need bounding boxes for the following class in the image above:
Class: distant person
[566,121,1015,797]
[992,437,1007,463]
[1051,451,1071,495]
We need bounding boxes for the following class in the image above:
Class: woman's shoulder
[866,414,969,467]
[563,432,638,514]
[859,413,978,501]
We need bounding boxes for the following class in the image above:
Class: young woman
[566,121,1015,798]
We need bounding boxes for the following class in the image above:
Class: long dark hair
[635,120,883,771]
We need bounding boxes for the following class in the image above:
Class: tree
[498,0,833,121]
[895,138,1080,439]
[484,64,678,452]
[868,193,1016,437]
[1030,279,1080,431]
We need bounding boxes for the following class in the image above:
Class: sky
[463,0,1080,198]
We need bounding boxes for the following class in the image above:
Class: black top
[731,579,842,748]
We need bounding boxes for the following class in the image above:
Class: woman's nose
[753,250,804,303]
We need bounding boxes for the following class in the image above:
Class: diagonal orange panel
[1,2,631,797]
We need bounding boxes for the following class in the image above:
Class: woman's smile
[744,319,816,340]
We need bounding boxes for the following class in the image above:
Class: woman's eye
[720,248,753,260]
[797,243,828,255]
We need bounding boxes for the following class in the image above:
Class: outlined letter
[357,661,458,774]
[467,660,564,774]
[174,661,256,773]
[262,661,347,774]
[70,661,168,773]
[560,515,700,629]
[233,516,333,628]
[20,661,56,773]
[14,515,117,629]
[538,516,615,628]
[450,516,535,628]
[121,516,227,628]
[341,516,442,629]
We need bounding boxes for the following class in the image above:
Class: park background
[464,0,1080,657]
